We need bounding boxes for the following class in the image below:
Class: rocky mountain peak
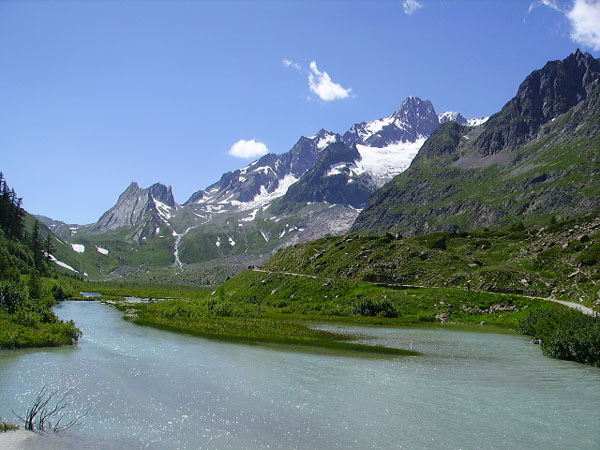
[517,49,599,121]
[393,97,438,126]
[148,183,176,208]
[439,111,468,126]
[396,96,434,113]
[475,50,600,155]
[94,182,177,233]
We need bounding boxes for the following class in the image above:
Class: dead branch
[12,384,89,433]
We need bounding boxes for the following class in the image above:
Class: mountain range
[36,50,599,285]
[39,95,485,280]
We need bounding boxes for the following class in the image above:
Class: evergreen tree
[0,174,25,240]
[45,234,55,266]
[30,220,45,272]
[28,269,43,299]
[0,172,7,232]
[9,196,25,240]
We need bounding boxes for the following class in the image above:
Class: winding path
[525,296,597,317]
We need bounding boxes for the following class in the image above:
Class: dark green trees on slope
[0,172,26,241]
[352,50,600,235]
[0,173,80,349]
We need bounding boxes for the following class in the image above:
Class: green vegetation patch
[0,422,19,432]
[520,307,600,366]
[121,298,418,357]
[0,280,81,349]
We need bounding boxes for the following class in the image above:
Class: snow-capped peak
[439,111,489,127]
[346,115,396,143]
[316,131,339,150]
[466,117,489,127]
[439,111,467,125]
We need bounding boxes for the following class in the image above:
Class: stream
[0,301,598,449]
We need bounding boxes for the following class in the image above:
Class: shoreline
[0,429,34,450]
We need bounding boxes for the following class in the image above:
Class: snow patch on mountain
[153,198,173,220]
[439,111,467,125]
[71,244,85,253]
[354,138,426,187]
[259,230,270,242]
[467,117,489,127]
[354,115,395,142]
[240,173,298,210]
[48,254,79,273]
[253,166,275,175]
[241,209,259,222]
[316,133,338,149]
[326,163,349,177]
[96,246,109,255]
[439,111,489,127]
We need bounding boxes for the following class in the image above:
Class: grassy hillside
[0,174,81,349]
[0,228,81,349]
[267,217,600,309]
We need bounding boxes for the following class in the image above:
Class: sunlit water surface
[0,301,598,449]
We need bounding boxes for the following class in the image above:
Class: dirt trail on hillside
[251,269,598,317]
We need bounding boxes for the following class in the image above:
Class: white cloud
[542,0,560,9]
[228,139,269,159]
[308,61,351,102]
[402,0,423,15]
[282,58,301,70]
[537,0,600,51]
[566,0,600,51]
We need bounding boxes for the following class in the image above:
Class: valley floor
[75,273,598,364]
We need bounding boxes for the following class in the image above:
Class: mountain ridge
[37,95,480,281]
[352,50,600,235]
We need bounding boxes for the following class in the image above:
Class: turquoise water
[0,301,598,449]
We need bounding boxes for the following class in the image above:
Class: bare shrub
[12,385,89,433]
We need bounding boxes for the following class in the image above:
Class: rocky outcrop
[94,182,177,232]
[271,142,373,212]
[475,49,600,156]
[342,97,442,147]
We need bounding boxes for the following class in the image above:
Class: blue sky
[1,0,599,224]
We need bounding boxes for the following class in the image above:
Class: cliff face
[475,49,600,156]
[94,182,177,232]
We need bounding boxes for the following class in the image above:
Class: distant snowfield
[467,117,489,127]
[355,138,426,187]
[71,244,85,253]
[240,173,299,211]
[96,246,109,255]
[355,115,395,142]
[316,133,338,149]
[241,209,259,222]
[153,197,173,220]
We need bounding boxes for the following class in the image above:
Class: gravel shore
[0,429,35,450]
